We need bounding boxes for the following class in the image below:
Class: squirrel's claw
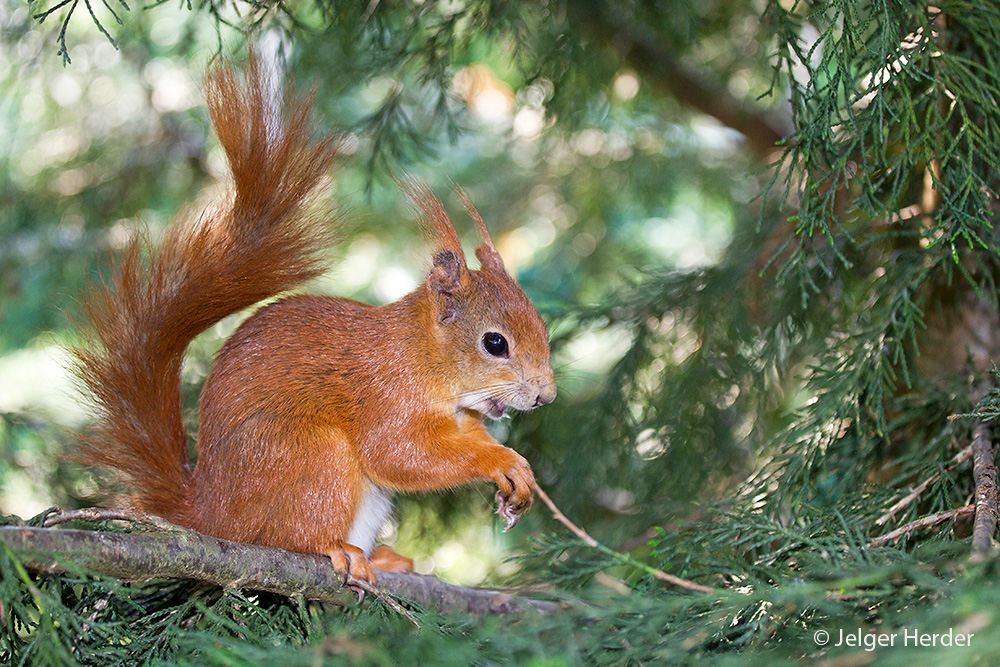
[496,490,527,532]
[492,452,534,531]
[346,579,366,604]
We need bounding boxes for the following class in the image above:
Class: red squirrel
[72,57,556,586]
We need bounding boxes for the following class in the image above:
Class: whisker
[549,355,592,372]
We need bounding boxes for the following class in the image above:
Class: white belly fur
[347,482,393,555]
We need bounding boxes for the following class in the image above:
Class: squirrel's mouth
[485,398,506,419]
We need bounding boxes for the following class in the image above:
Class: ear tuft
[403,179,467,264]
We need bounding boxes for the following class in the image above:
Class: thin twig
[533,483,715,594]
[349,578,420,627]
[41,506,183,531]
[875,442,975,527]
[971,418,998,556]
[866,505,974,549]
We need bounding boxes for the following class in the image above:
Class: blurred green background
[8,1,1000,664]
[1,1,780,587]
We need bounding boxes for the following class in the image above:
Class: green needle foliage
[4,0,1000,664]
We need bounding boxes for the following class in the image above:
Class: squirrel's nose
[533,384,557,407]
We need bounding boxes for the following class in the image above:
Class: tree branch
[569,0,793,159]
[0,525,558,616]
[971,418,998,557]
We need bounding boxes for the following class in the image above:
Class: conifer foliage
[4,0,1000,664]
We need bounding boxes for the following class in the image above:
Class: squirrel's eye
[482,332,509,358]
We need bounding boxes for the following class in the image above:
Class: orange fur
[73,57,556,586]
[369,546,415,573]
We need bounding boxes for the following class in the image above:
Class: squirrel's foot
[493,449,535,531]
[326,542,377,597]
[496,490,529,531]
[369,545,414,573]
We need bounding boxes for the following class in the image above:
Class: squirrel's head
[409,183,556,418]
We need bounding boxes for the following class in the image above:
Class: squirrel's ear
[428,249,463,293]
[474,244,506,274]
[428,249,464,322]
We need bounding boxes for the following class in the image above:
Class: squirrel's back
[72,56,342,524]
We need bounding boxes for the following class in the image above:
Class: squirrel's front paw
[493,449,535,531]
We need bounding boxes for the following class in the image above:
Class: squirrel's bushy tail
[72,56,341,523]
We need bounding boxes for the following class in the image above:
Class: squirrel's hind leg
[369,545,414,573]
